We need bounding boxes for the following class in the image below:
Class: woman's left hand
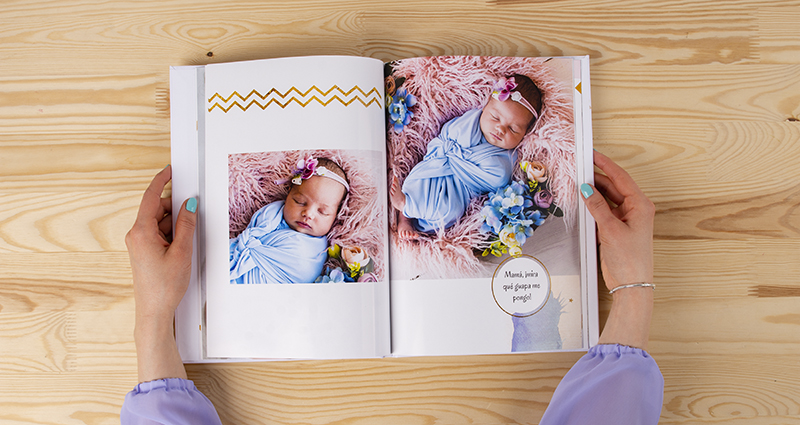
[126,166,197,323]
[126,166,197,382]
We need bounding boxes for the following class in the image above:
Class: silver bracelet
[609,282,655,294]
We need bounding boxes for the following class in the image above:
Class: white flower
[523,160,548,183]
[342,246,370,268]
[499,227,520,248]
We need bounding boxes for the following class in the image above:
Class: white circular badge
[491,255,550,317]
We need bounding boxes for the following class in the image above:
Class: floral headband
[275,156,350,191]
[491,77,539,121]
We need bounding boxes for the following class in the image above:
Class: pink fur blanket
[387,56,576,278]
[228,150,385,281]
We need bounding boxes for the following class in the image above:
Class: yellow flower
[509,245,522,257]
[327,244,342,259]
[523,160,548,183]
[342,246,370,269]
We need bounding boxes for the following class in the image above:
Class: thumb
[579,183,616,228]
[171,197,197,257]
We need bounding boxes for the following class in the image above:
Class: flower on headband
[275,155,318,186]
[298,157,318,180]
[492,77,518,102]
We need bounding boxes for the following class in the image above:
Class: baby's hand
[125,166,197,323]
[580,151,655,292]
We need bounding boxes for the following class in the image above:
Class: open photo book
[170,55,597,362]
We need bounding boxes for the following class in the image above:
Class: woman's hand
[125,166,197,382]
[580,151,655,292]
[126,166,197,322]
[580,151,655,350]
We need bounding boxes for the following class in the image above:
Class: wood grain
[0,133,169,192]
[0,192,140,252]
[660,354,800,423]
[0,74,169,134]
[756,7,800,64]
[0,373,134,425]
[187,352,581,425]
[1,0,799,424]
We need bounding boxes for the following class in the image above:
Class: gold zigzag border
[208,85,382,112]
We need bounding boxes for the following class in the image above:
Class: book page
[385,56,596,356]
[200,56,390,359]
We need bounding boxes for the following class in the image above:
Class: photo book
[169,55,597,361]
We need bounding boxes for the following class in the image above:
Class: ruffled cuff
[121,378,222,425]
[539,344,664,425]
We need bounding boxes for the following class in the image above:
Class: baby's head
[479,74,543,150]
[283,158,349,237]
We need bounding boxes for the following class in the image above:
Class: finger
[136,166,172,223]
[169,197,197,258]
[593,151,644,198]
[593,173,624,207]
[158,213,173,238]
[148,194,173,226]
[579,183,619,229]
[161,196,172,215]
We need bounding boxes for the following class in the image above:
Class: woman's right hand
[579,151,655,292]
[580,150,655,349]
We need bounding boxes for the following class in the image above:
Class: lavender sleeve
[121,378,222,425]
[539,344,664,425]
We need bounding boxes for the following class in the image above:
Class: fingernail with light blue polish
[187,197,197,213]
[580,183,594,198]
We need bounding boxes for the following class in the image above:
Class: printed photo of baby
[386,56,579,280]
[389,74,542,240]
[228,150,385,284]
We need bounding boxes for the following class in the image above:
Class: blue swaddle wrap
[229,201,328,284]
[401,108,516,232]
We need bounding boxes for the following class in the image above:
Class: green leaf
[362,259,374,274]
[383,62,395,78]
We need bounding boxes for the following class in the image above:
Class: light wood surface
[1,1,799,423]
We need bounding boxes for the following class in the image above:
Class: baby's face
[479,97,534,150]
[283,175,346,237]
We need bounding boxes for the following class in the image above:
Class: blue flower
[316,266,346,283]
[527,209,546,227]
[497,183,527,217]
[480,204,504,234]
[329,267,345,282]
[480,177,557,258]
[388,87,417,133]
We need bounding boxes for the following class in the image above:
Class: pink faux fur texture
[228,150,385,281]
[387,56,577,279]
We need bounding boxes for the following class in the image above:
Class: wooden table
[1,1,799,423]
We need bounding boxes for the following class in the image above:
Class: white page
[171,65,204,361]
[202,56,390,359]
[387,56,596,356]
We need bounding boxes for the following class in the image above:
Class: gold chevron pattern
[208,85,382,112]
